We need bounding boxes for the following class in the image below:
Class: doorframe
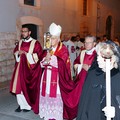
[16,16,44,46]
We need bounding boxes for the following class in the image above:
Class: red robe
[42,42,71,77]
[74,50,97,90]
[70,50,97,117]
[41,42,75,119]
[10,39,43,114]
[60,50,96,120]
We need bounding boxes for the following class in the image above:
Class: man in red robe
[59,35,97,119]
[74,35,96,84]
[71,35,97,116]
[39,23,74,120]
[10,24,43,113]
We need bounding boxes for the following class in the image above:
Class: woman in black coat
[76,41,120,120]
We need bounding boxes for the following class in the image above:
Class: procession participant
[74,34,84,57]
[10,24,43,113]
[63,36,77,78]
[74,35,96,81]
[76,41,120,120]
[39,22,75,120]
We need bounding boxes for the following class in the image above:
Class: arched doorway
[106,16,112,39]
[16,16,44,46]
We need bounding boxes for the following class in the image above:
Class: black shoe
[15,106,22,112]
[23,109,31,112]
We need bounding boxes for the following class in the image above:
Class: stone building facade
[0,33,16,82]
[0,0,120,83]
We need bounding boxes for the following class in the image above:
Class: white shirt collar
[22,37,33,42]
[86,47,96,55]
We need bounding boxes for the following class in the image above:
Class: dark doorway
[106,16,112,39]
[22,24,37,40]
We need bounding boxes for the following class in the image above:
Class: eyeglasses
[21,31,29,33]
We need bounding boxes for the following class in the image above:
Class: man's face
[76,36,80,41]
[84,38,96,50]
[103,37,107,41]
[21,28,31,39]
[51,36,59,47]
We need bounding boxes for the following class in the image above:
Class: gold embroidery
[51,82,57,83]
[51,81,57,86]
[67,58,70,63]
[50,50,54,55]
[27,61,30,68]
[12,63,20,93]
[58,42,62,52]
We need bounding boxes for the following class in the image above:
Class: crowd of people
[10,22,120,120]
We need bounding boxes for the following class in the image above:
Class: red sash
[41,66,58,98]
[41,66,47,96]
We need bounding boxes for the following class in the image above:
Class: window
[24,0,34,6]
[83,0,87,15]
[19,0,40,9]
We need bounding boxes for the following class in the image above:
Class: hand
[102,106,115,118]
[18,50,27,55]
[45,52,51,63]
[82,64,90,71]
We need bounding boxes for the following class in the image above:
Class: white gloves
[102,106,115,118]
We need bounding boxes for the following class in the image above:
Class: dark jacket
[76,58,120,120]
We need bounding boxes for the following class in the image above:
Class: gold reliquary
[44,32,52,50]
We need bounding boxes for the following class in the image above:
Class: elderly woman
[76,41,120,120]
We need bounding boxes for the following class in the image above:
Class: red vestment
[68,50,97,118]
[60,50,96,119]
[53,42,71,77]
[10,39,43,114]
[40,43,96,119]
[42,42,71,77]
[40,42,75,119]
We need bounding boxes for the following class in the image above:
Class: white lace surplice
[39,55,63,120]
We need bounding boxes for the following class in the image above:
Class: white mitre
[49,23,62,37]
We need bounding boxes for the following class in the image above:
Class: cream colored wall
[40,0,80,33]
[79,0,96,38]
[78,0,120,39]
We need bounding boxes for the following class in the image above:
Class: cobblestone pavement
[0,86,43,120]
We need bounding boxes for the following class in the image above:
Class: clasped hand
[18,50,27,55]
[45,52,51,63]
[102,106,115,118]
[82,64,90,71]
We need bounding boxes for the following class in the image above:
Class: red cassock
[71,50,96,118]
[41,42,76,119]
[10,40,43,114]
[60,50,97,120]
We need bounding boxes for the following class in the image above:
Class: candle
[105,59,111,120]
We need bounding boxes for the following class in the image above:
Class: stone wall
[0,32,16,83]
